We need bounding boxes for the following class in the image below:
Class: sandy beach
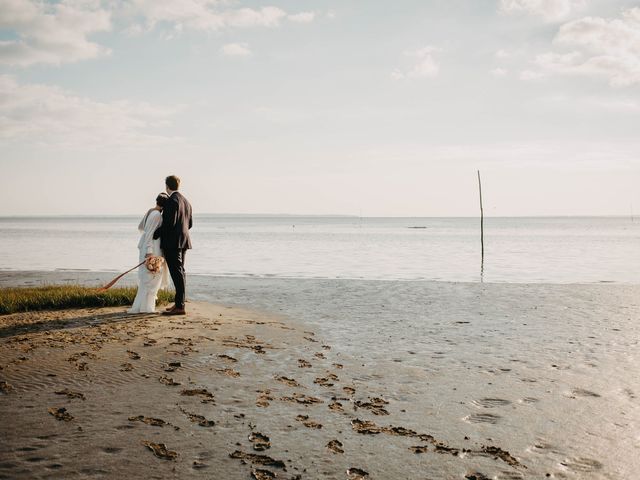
[1,272,639,479]
[0,300,524,480]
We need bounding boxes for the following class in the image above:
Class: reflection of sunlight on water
[0,216,639,283]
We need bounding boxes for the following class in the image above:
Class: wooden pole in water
[477,170,484,263]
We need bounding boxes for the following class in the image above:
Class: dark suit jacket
[158,191,193,251]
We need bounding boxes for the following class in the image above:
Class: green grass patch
[0,285,175,315]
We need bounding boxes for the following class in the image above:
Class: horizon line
[0,213,636,219]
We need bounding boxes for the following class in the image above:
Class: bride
[128,193,169,313]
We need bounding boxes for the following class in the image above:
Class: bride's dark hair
[156,193,169,208]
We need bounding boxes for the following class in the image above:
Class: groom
[155,175,193,316]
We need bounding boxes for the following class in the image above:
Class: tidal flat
[1,271,638,479]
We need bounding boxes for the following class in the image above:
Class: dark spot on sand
[54,388,85,400]
[218,354,238,363]
[386,426,418,437]
[256,390,274,407]
[347,467,369,479]
[275,376,301,387]
[181,388,215,403]
[481,445,525,468]
[142,441,177,460]
[128,415,167,427]
[163,361,182,372]
[280,393,323,405]
[115,424,135,430]
[16,446,40,452]
[571,388,601,398]
[48,407,73,421]
[327,440,344,454]
[229,451,286,470]
[296,415,322,429]
[251,468,276,479]
[314,375,338,387]
[435,444,459,455]
[249,432,271,451]
[0,381,13,394]
[102,447,123,454]
[465,473,491,480]
[159,375,181,386]
[410,445,429,453]
[354,397,389,416]
[351,419,382,435]
[222,336,268,354]
[25,457,45,463]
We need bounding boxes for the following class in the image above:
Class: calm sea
[0,215,637,284]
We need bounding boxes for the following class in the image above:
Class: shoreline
[1,269,637,287]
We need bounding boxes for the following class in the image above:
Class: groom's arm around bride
[155,175,193,315]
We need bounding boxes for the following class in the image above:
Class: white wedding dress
[128,209,168,313]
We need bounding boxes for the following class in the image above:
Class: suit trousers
[164,248,187,309]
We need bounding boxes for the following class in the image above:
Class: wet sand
[1,301,531,479]
[1,271,639,479]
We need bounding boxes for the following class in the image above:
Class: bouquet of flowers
[145,255,165,274]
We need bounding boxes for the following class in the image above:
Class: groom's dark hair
[166,175,180,191]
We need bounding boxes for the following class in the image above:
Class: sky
[1,0,639,216]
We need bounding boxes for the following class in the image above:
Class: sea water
[0,215,638,283]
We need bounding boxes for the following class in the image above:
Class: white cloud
[528,8,640,86]
[491,67,509,77]
[125,1,312,32]
[287,11,315,24]
[224,6,286,28]
[392,46,440,80]
[499,0,586,22]
[221,42,251,56]
[520,69,546,80]
[0,1,317,66]
[534,50,582,69]
[0,0,112,67]
[0,75,180,148]
[494,47,526,60]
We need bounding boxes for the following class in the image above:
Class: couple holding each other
[128,175,193,315]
